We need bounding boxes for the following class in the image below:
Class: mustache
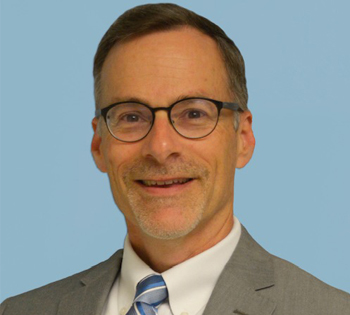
[123,158,210,180]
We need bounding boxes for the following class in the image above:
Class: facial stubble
[122,159,211,240]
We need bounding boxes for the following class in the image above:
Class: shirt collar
[119,216,241,315]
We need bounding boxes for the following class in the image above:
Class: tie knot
[134,274,168,307]
[127,275,168,315]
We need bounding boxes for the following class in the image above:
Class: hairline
[94,25,236,110]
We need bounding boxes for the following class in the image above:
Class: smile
[139,178,193,187]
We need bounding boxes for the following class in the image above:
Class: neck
[127,212,234,273]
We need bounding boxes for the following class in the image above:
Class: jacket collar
[203,226,276,315]
[57,249,123,315]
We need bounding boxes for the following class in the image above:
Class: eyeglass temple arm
[95,109,102,118]
[222,102,243,112]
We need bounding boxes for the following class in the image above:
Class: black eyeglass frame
[95,97,243,142]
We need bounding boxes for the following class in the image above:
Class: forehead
[99,27,230,106]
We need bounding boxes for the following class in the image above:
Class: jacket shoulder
[1,250,123,315]
[265,251,350,313]
[232,227,350,314]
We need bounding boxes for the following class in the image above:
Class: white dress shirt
[103,217,241,315]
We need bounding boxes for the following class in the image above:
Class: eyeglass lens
[106,99,219,142]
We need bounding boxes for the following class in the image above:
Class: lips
[139,178,193,187]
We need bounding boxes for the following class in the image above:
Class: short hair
[93,3,248,111]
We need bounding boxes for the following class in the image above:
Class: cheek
[102,141,133,189]
[190,135,237,191]
[200,126,237,169]
[102,138,134,169]
[206,129,237,188]
[102,143,137,213]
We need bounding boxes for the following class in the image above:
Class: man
[1,3,349,315]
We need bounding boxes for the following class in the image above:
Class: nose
[140,111,182,164]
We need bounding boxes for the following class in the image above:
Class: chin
[124,181,209,240]
[138,219,201,240]
[133,204,204,240]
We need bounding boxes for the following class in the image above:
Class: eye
[117,111,152,124]
[172,99,215,123]
[121,113,142,122]
[186,109,205,119]
[179,108,208,120]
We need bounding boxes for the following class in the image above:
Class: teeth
[142,178,191,186]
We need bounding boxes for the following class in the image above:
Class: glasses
[95,97,243,143]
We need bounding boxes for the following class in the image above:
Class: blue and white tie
[126,274,168,315]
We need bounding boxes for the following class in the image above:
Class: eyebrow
[106,96,147,104]
[106,92,212,107]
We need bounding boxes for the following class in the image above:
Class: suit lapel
[57,250,123,315]
[203,226,276,315]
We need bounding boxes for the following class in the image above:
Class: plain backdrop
[1,0,349,301]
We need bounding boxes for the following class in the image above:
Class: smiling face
[91,27,254,242]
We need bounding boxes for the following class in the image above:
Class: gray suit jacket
[1,226,349,315]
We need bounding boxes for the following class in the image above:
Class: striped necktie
[126,274,168,315]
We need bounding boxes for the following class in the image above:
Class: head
[91,4,255,244]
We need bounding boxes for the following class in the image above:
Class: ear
[236,111,256,169]
[91,117,107,173]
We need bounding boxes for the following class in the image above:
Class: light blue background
[1,0,349,301]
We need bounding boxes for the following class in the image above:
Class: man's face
[92,27,254,241]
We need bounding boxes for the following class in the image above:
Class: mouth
[137,178,193,188]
